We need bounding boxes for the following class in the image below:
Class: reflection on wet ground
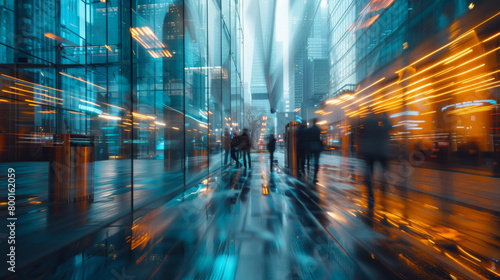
[2,152,500,279]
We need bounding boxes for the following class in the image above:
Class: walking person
[222,128,231,165]
[230,131,240,167]
[307,119,323,183]
[359,110,391,203]
[267,134,276,172]
[296,123,307,178]
[238,128,252,168]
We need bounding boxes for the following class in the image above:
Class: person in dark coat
[267,134,276,172]
[307,119,323,183]
[230,131,240,167]
[358,111,392,200]
[222,128,231,165]
[238,128,251,168]
[296,123,308,178]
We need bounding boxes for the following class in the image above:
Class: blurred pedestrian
[308,119,323,183]
[231,131,240,167]
[267,133,276,172]
[222,128,231,165]
[239,128,252,168]
[296,123,307,178]
[359,111,391,201]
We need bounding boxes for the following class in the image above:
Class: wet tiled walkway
[3,152,500,279]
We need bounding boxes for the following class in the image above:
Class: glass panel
[209,0,224,169]
[185,0,209,183]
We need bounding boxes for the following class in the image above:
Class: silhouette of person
[296,123,307,178]
[230,131,240,167]
[238,128,252,168]
[222,128,231,165]
[308,119,323,183]
[267,134,276,172]
[359,111,392,200]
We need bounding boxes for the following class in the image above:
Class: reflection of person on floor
[238,128,252,168]
[296,123,307,178]
[230,131,240,167]
[222,128,231,165]
[359,111,392,201]
[267,133,276,172]
[307,119,323,183]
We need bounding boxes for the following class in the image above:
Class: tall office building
[289,0,328,119]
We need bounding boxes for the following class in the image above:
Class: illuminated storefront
[322,0,500,171]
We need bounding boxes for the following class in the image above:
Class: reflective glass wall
[0,0,244,211]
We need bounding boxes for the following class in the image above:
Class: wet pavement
[1,152,500,279]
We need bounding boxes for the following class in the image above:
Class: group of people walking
[222,128,252,169]
[265,119,322,183]
[292,118,323,183]
[221,119,322,184]
[222,110,392,209]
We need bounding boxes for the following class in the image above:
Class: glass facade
[0,0,244,209]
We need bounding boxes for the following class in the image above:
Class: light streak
[14,83,49,92]
[79,99,101,107]
[457,246,481,263]
[132,112,156,120]
[395,30,475,73]
[443,49,473,65]
[98,114,122,120]
[1,74,64,92]
[462,68,500,84]
[59,72,106,90]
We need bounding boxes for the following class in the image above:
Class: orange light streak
[483,31,500,43]
[10,86,42,95]
[457,246,481,263]
[462,68,500,84]
[351,77,386,98]
[2,89,28,97]
[404,83,433,96]
[395,30,475,73]
[1,74,64,92]
[456,45,500,69]
[420,111,436,115]
[59,72,106,90]
[444,253,488,280]
[434,66,457,78]
[347,39,496,111]
[443,49,473,65]
[474,82,500,92]
[14,82,49,92]
[9,86,64,102]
